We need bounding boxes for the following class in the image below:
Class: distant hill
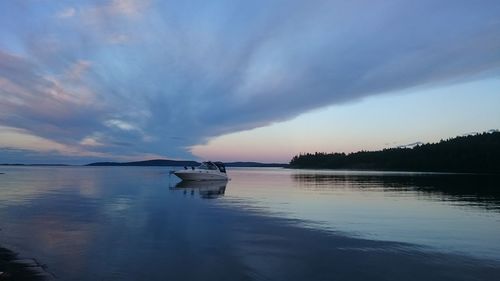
[289,131,500,173]
[86,159,287,167]
[0,163,71,166]
[225,162,288,168]
[86,159,200,167]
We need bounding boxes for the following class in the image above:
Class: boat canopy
[198,161,226,173]
[214,162,226,173]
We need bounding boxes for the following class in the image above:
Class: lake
[0,166,499,280]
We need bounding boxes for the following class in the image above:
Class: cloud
[81,0,150,26]
[66,60,92,81]
[108,0,149,17]
[0,51,102,140]
[1,0,500,162]
[104,119,138,131]
[0,126,105,158]
[57,7,76,19]
[107,34,130,44]
[79,135,105,147]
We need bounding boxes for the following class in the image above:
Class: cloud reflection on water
[0,167,499,280]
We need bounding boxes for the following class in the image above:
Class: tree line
[289,131,500,173]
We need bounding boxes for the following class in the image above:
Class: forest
[289,131,500,173]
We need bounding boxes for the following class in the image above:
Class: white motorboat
[173,161,228,181]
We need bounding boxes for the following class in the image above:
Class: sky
[0,0,499,164]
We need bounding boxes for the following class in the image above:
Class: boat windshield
[198,162,218,170]
[214,162,226,173]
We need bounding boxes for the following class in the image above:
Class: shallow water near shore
[0,166,499,280]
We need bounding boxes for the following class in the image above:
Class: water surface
[0,166,499,280]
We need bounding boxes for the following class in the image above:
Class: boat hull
[174,170,228,181]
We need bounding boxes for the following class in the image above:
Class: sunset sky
[1,0,499,164]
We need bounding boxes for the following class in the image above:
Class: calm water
[0,166,499,280]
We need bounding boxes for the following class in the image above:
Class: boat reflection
[171,180,227,199]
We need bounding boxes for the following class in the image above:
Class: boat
[173,161,228,181]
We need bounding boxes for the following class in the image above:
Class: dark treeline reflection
[292,173,500,210]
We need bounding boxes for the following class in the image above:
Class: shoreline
[287,166,500,175]
[0,246,48,280]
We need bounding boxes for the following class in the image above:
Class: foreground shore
[0,247,48,280]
